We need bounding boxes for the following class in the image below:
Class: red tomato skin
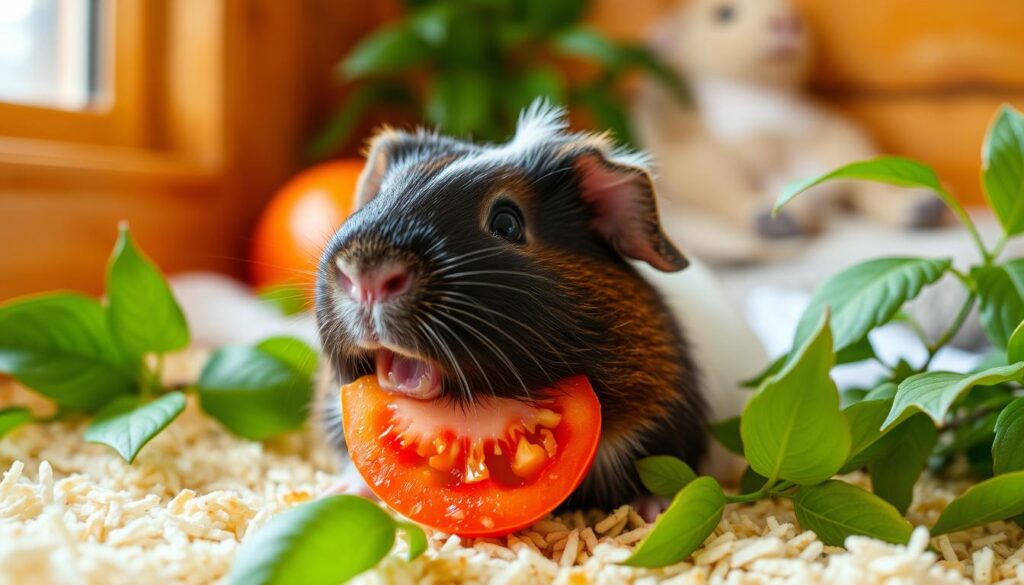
[341,375,602,537]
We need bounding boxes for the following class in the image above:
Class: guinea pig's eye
[488,203,525,243]
[714,3,735,23]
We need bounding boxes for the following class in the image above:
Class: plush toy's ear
[574,151,689,272]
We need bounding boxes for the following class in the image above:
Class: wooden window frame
[0,0,223,190]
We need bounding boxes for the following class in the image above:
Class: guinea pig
[315,100,763,509]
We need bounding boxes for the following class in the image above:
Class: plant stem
[724,479,797,504]
[989,233,1008,264]
[904,315,931,350]
[725,489,766,504]
[923,293,976,369]
[943,193,991,263]
[139,354,166,401]
[770,480,796,495]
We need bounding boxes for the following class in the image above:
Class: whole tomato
[250,159,363,304]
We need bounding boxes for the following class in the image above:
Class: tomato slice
[341,375,602,537]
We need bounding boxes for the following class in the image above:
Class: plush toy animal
[632,0,945,260]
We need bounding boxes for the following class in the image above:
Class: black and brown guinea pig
[315,100,765,510]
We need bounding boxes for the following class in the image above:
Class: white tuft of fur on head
[512,98,570,149]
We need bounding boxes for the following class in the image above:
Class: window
[0,0,98,111]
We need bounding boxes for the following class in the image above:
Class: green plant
[226,495,426,585]
[310,0,687,158]
[626,104,1024,566]
[0,224,317,462]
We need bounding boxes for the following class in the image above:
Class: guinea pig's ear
[355,128,472,209]
[573,151,689,272]
[354,128,401,209]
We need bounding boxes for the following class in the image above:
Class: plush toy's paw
[632,495,671,523]
[905,192,948,229]
[321,462,375,500]
[753,208,805,239]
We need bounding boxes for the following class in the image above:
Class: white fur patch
[512,99,571,150]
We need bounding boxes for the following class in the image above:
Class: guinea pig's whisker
[444,280,550,305]
[413,315,467,404]
[439,269,552,282]
[432,246,507,274]
[421,309,497,401]
[436,303,549,393]
[437,293,570,370]
[417,313,473,405]
[431,306,535,399]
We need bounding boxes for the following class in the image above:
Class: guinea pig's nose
[337,260,411,305]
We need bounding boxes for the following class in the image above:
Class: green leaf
[839,397,895,473]
[1009,321,1024,364]
[777,157,942,212]
[106,224,190,359]
[710,416,743,455]
[836,336,878,366]
[197,343,314,440]
[740,466,768,494]
[865,382,898,400]
[623,477,725,567]
[341,25,432,79]
[635,456,697,498]
[993,396,1024,475]
[982,105,1024,236]
[0,293,135,410]
[840,388,870,409]
[408,3,453,46]
[774,157,975,235]
[938,410,998,457]
[741,309,851,485]
[553,27,621,65]
[932,471,1024,534]
[574,83,634,145]
[226,495,397,585]
[792,480,913,546]
[790,257,950,359]
[744,337,876,390]
[883,363,1024,429]
[396,521,427,560]
[524,0,587,32]
[255,337,318,378]
[869,415,938,514]
[425,71,492,136]
[501,67,566,128]
[84,392,186,463]
[0,408,33,439]
[307,83,417,159]
[973,261,1024,348]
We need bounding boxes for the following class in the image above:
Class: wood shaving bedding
[2,380,1023,584]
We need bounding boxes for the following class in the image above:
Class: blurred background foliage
[308,0,688,158]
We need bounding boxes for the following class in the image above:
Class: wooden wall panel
[793,0,1024,91]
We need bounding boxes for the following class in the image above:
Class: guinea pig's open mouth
[376,348,443,400]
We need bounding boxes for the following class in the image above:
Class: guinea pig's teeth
[377,348,442,400]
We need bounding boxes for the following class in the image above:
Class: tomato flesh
[341,375,602,536]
